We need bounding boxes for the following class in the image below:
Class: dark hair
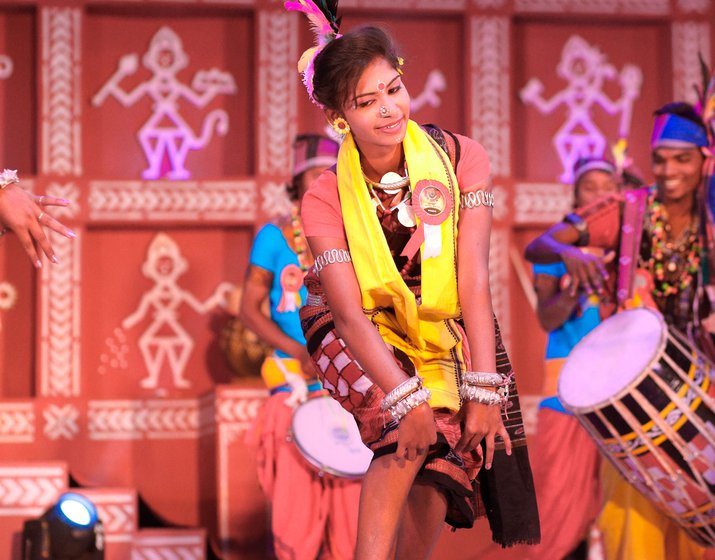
[312,26,401,112]
[286,173,303,201]
[653,101,706,130]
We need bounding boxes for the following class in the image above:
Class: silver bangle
[0,169,18,190]
[462,372,507,387]
[313,248,352,275]
[305,293,324,307]
[387,387,432,422]
[381,376,423,412]
[460,190,493,210]
[459,383,507,406]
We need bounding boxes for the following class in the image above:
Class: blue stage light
[22,491,104,560]
[55,492,98,528]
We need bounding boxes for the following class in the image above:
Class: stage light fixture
[22,492,104,560]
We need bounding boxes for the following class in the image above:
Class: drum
[559,308,715,546]
[290,395,373,479]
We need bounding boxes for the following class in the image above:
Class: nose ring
[379,106,390,117]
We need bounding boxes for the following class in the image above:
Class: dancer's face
[340,57,410,151]
[574,170,618,208]
[651,146,704,203]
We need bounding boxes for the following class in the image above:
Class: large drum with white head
[291,394,373,479]
[559,308,715,546]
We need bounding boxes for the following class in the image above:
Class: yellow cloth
[597,462,706,560]
[336,120,462,410]
[260,355,305,389]
[542,357,566,396]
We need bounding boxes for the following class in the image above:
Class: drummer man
[241,134,361,560]
[525,101,714,560]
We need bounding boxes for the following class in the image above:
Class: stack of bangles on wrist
[459,371,510,407]
[380,376,431,422]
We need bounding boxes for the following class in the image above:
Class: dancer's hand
[396,403,437,462]
[453,401,512,469]
[0,185,75,267]
[558,246,613,296]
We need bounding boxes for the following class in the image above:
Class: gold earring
[331,117,350,136]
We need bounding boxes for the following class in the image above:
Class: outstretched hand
[0,184,75,267]
[559,246,614,297]
[452,400,512,469]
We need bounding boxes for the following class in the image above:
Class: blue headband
[651,113,708,149]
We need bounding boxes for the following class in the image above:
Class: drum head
[291,396,373,478]
[559,308,665,410]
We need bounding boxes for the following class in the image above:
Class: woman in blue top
[241,133,361,560]
[526,157,620,560]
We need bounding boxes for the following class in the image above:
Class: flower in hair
[284,0,342,106]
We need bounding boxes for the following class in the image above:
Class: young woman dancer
[286,2,540,558]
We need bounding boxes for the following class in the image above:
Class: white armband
[313,248,352,275]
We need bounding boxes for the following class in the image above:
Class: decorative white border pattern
[88,399,202,440]
[513,182,573,225]
[490,227,511,349]
[77,489,137,543]
[676,0,711,13]
[672,21,712,104]
[0,464,67,517]
[258,11,296,176]
[43,403,80,440]
[215,388,267,554]
[340,0,466,7]
[215,388,267,426]
[41,7,82,176]
[88,180,256,222]
[491,183,509,222]
[470,16,511,177]
[99,0,254,3]
[40,226,81,397]
[514,0,669,14]
[474,0,507,7]
[131,530,205,559]
[260,180,293,219]
[0,403,35,443]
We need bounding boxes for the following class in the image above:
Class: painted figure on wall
[92,26,236,180]
[520,35,642,183]
[121,233,232,389]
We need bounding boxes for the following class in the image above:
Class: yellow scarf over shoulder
[337,120,463,410]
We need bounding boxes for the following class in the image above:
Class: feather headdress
[284,0,342,107]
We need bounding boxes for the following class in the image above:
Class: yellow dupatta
[336,120,463,409]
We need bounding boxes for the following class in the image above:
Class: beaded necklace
[646,195,700,298]
[290,205,311,272]
[364,173,411,194]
